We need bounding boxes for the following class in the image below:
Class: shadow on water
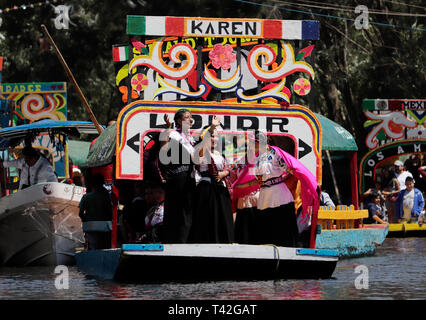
[0,238,424,299]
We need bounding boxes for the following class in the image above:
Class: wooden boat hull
[387,223,426,238]
[75,244,338,282]
[0,183,85,266]
[315,225,389,258]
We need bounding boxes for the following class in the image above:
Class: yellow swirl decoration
[21,93,62,121]
[128,38,197,80]
[247,42,315,82]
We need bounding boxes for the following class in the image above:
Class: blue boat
[314,206,389,258]
[75,244,338,281]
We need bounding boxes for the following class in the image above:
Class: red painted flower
[209,44,236,70]
[131,73,149,92]
[293,78,311,96]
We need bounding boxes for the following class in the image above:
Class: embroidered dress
[192,151,234,243]
[253,147,297,247]
[254,148,294,210]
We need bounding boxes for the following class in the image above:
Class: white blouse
[196,151,226,186]
[254,148,294,210]
[169,130,195,156]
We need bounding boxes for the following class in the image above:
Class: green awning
[314,113,358,151]
[85,122,116,168]
[67,140,91,167]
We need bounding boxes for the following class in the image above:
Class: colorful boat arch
[359,139,426,193]
[116,101,322,182]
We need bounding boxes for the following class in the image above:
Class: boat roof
[0,119,101,148]
[314,113,358,151]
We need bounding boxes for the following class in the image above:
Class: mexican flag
[112,46,129,62]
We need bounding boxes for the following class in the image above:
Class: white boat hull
[0,182,85,266]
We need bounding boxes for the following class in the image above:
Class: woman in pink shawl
[234,131,319,247]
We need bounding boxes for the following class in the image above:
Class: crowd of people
[362,157,425,225]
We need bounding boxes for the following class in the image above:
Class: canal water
[0,238,424,300]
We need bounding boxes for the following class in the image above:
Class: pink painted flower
[209,44,236,70]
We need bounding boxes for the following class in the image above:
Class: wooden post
[111,203,118,248]
[350,151,359,209]
[309,187,320,248]
[40,25,103,134]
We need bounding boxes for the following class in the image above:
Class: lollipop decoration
[293,77,311,96]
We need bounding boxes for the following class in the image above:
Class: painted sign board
[362,99,425,150]
[116,101,321,182]
[0,82,67,124]
[126,16,319,40]
[0,82,69,178]
[359,139,426,193]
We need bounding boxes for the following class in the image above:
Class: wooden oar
[40,24,103,134]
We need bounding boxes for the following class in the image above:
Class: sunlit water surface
[0,238,424,300]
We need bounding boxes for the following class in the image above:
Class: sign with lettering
[116,101,321,181]
[126,16,319,40]
[0,82,67,125]
[362,98,425,150]
[359,139,426,193]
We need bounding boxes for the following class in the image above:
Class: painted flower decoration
[119,86,139,103]
[131,73,149,93]
[293,78,311,96]
[209,44,236,70]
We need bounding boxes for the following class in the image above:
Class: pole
[350,151,359,209]
[40,24,103,134]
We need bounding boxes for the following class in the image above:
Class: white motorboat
[0,182,85,266]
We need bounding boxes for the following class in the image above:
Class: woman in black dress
[191,116,234,243]
[160,109,196,243]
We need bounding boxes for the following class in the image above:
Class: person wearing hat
[0,145,58,190]
[394,159,413,191]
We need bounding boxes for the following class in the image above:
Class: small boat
[315,205,389,258]
[75,244,338,281]
[0,182,85,266]
[387,223,426,238]
[0,120,99,266]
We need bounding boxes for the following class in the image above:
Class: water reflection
[0,238,424,300]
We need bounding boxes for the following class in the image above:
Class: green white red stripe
[112,45,130,62]
[362,99,426,111]
[126,15,319,40]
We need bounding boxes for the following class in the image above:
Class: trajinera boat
[74,14,342,281]
[74,15,387,281]
[0,120,99,266]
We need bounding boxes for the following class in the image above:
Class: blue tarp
[0,119,101,148]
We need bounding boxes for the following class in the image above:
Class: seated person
[364,191,388,225]
[320,189,336,209]
[124,181,148,242]
[137,183,165,243]
[78,174,113,250]
[395,176,425,223]
[0,146,58,189]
